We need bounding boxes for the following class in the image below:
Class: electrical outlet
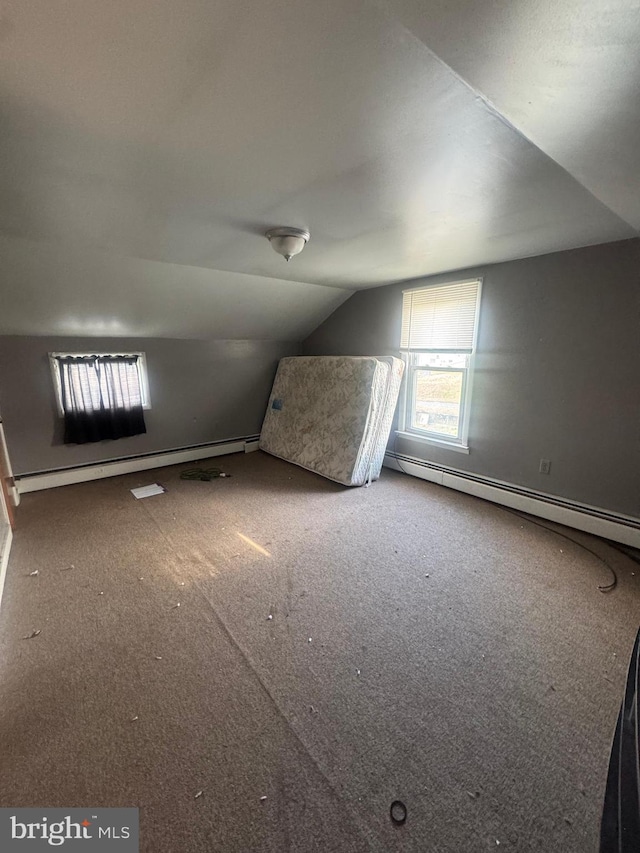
[539,458,551,475]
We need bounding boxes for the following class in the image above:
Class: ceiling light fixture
[265,227,310,262]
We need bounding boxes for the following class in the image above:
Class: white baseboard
[16,438,258,494]
[384,453,640,549]
[0,524,12,612]
[244,440,260,453]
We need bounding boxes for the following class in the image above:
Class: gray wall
[0,336,299,475]
[304,239,640,519]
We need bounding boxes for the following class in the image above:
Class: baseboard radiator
[15,435,261,494]
[384,451,640,549]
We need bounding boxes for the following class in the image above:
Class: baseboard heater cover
[384,451,640,549]
[15,435,260,494]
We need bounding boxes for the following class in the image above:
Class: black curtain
[57,355,147,445]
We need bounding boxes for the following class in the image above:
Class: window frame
[49,352,151,417]
[398,277,482,452]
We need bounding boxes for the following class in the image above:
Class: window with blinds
[399,279,481,448]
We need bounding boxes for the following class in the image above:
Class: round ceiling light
[265,227,310,262]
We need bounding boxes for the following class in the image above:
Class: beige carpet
[0,451,638,852]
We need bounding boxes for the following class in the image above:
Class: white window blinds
[401,279,481,351]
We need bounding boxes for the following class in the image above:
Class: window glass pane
[412,352,469,369]
[411,369,464,437]
[97,361,143,408]
[53,352,149,415]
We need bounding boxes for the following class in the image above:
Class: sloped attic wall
[303,238,640,519]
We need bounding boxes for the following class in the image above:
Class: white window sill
[395,430,470,454]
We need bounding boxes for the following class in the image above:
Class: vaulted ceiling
[0,0,638,338]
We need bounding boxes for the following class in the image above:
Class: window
[399,279,481,450]
[49,352,150,445]
[50,352,150,417]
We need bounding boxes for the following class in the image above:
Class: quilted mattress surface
[259,356,403,486]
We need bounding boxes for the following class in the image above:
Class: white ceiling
[0,0,638,338]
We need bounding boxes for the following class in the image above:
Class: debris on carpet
[390,800,407,825]
[180,467,231,481]
[131,483,167,499]
[22,629,41,640]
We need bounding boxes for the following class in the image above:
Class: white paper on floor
[130,483,167,499]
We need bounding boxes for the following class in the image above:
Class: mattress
[259,355,404,486]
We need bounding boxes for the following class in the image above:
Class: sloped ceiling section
[0,0,638,339]
[383,0,640,230]
[0,236,350,341]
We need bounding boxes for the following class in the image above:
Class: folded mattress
[259,355,404,486]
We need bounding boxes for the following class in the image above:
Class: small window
[50,352,151,417]
[399,279,481,449]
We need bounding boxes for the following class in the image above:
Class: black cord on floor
[390,434,620,593]
[497,505,618,593]
[390,432,413,479]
